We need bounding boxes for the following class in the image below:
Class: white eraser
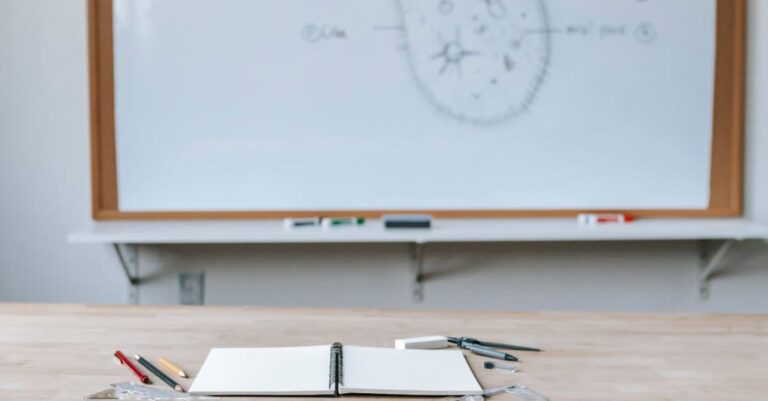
[394,336,449,350]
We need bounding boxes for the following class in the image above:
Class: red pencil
[114,350,151,384]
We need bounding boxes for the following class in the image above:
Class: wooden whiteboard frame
[88,0,746,220]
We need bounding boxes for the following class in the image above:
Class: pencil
[157,357,188,378]
[134,354,184,392]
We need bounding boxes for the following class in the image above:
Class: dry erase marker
[284,217,321,228]
[577,213,634,225]
[383,214,432,229]
[321,217,365,228]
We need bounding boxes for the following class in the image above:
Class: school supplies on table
[484,361,518,372]
[85,382,212,400]
[448,336,542,352]
[465,344,518,361]
[158,357,189,378]
[134,354,184,392]
[394,335,449,349]
[459,384,549,401]
[113,350,150,384]
[189,343,481,396]
[448,336,541,362]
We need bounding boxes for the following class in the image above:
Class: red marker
[114,350,151,384]
[577,213,634,225]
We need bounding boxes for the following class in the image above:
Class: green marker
[321,217,366,228]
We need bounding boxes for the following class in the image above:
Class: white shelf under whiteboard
[66,218,768,303]
[68,218,768,245]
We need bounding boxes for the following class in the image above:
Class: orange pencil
[157,357,188,378]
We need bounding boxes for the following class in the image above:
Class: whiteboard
[112,0,716,212]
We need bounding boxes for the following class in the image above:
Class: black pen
[134,354,184,392]
[464,344,518,361]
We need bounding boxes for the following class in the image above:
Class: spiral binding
[329,342,344,395]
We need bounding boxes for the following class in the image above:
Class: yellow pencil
[157,357,188,378]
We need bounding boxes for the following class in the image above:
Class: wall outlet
[179,272,205,305]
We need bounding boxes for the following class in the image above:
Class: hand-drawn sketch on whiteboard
[398,0,550,125]
[634,22,657,44]
[112,0,717,212]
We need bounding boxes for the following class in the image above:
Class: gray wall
[1,0,767,312]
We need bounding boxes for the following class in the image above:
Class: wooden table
[1,304,767,401]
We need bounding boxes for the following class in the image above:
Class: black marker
[284,217,321,228]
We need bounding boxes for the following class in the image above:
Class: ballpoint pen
[114,350,150,384]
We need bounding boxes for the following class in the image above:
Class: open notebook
[189,343,482,396]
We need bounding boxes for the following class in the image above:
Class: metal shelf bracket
[113,243,140,304]
[697,239,736,299]
[409,242,425,302]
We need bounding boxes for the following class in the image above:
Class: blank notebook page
[188,346,333,395]
[340,346,482,395]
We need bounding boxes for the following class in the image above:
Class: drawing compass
[447,336,542,352]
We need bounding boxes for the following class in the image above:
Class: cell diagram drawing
[397,0,551,125]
